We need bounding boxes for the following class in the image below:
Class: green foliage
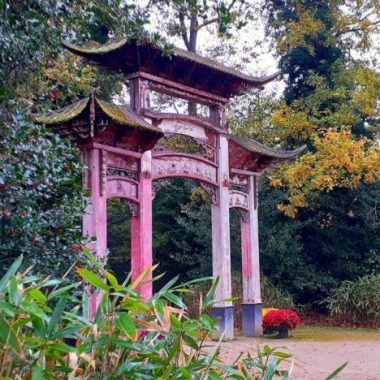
[0,0,146,277]
[325,274,380,323]
[0,254,298,379]
[259,177,380,304]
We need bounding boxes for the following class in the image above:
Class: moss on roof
[34,96,163,135]
[34,97,89,125]
[230,135,307,160]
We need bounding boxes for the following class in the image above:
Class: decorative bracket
[100,150,107,196]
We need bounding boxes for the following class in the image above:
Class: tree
[257,0,380,216]
[0,1,146,276]
[230,0,380,303]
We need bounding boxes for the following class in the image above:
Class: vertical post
[130,151,153,300]
[82,148,107,319]
[241,175,263,336]
[82,148,108,259]
[211,133,234,340]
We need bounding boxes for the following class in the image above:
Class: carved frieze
[152,156,217,184]
[107,166,138,181]
[158,119,207,140]
[230,174,248,193]
[229,190,249,211]
[106,179,138,200]
[154,133,216,162]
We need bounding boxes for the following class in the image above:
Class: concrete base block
[211,306,234,340]
[241,303,263,337]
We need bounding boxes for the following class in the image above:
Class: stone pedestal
[211,306,234,340]
[241,303,263,337]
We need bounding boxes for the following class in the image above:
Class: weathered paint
[82,148,107,319]
[229,189,249,211]
[130,151,153,301]
[211,134,234,339]
[240,175,262,337]
[211,306,234,340]
[106,178,138,201]
[82,148,107,259]
[152,155,217,184]
[241,303,263,337]
[240,175,261,304]
[158,119,207,140]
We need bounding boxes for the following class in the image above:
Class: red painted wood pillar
[130,150,153,301]
[211,134,234,340]
[82,148,107,319]
[241,175,263,336]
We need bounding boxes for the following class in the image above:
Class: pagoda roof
[229,135,306,171]
[62,39,279,98]
[35,96,163,135]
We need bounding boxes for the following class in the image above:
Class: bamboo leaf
[325,362,348,380]
[118,313,137,339]
[0,255,23,292]
[76,267,108,291]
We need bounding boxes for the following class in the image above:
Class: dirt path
[213,327,380,379]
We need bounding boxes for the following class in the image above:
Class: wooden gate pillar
[241,175,263,336]
[82,148,108,259]
[211,134,234,340]
[82,148,107,319]
[131,151,153,300]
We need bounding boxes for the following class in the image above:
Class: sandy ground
[209,328,380,379]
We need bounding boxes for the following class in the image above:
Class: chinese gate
[37,38,304,339]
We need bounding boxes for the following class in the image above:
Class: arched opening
[152,178,213,289]
[106,198,132,283]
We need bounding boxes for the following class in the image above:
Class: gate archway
[36,38,305,339]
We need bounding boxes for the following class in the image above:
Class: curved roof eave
[230,135,307,160]
[62,39,279,89]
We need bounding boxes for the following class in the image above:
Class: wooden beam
[126,71,228,105]
[231,168,262,176]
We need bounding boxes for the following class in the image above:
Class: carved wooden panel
[229,190,249,211]
[158,119,207,140]
[152,156,217,184]
[107,152,139,171]
[106,178,138,201]
[154,133,216,162]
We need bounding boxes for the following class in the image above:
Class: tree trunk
[187,14,198,116]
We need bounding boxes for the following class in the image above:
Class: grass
[286,325,380,342]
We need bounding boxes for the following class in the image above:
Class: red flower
[31,236,40,244]
[20,211,28,217]
[72,243,83,253]
[262,309,301,331]
[51,90,62,99]
[39,246,45,253]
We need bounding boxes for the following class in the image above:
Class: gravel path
[209,329,380,379]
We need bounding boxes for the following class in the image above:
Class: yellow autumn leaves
[270,129,380,217]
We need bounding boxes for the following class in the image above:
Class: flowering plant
[262,309,301,331]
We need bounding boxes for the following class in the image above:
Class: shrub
[0,252,297,379]
[325,274,380,323]
[184,273,294,328]
[263,309,301,331]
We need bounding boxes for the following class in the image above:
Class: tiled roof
[62,38,279,98]
[35,96,163,135]
[230,135,307,159]
[62,38,278,87]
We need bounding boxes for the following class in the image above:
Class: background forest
[1,0,379,317]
